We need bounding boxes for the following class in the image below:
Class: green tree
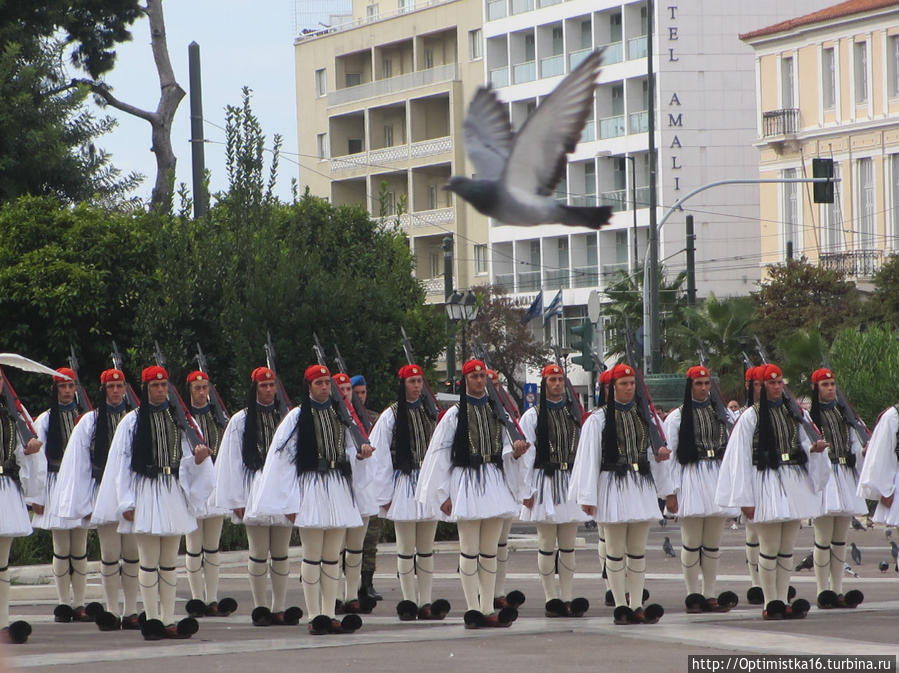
[828,325,899,426]
[775,328,829,393]
[864,254,899,328]
[752,257,861,355]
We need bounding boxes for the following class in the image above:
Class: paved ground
[4,520,899,672]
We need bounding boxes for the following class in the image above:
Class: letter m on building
[668,113,683,127]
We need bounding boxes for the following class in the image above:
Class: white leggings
[755,520,800,605]
[51,528,89,607]
[185,516,225,602]
[299,527,346,619]
[246,524,292,612]
[812,515,850,595]
[394,520,438,604]
[495,518,513,598]
[0,536,13,628]
[745,521,760,587]
[136,534,180,625]
[603,521,650,609]
[535,522,578,602]
[457,518,504,613]
[96,523,139,616]
[342,517,369,601]
[679,516,725,597]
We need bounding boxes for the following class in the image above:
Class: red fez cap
[398,364,422,379]
[541,364,563,378]
[304,364,331,383]
[610,363,635,379]
[461,359,486,376]
[332,372,351,385]
[100,369,125,384]
[251,367,275,382]
[186,370,207,384]
[599,370,612,385]
[54,367,75,383]
[686,365,709,379]
[762,364,782,380]
[811,368,834,384]
[745,366,756,382]
[141,365,168,383]
[486,369,499,382]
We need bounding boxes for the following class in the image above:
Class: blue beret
[350,375,366,387]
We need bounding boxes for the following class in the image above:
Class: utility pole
[443,236,455,381]
[686,214,696,307]
[188,42,208,219]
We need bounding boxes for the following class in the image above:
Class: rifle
[400,327,440,421]
[312,333,370,447]
[67,344,93,414]
[110,341,141,409]
[752,336,822,444]
[332,343,374,434]
[469,342,525,442]
[550,344,586,425]
[696,340,734,431]
[623,319,666,456]
[820,357,871,445]
[0,367,38,445]
[195,343,230,426]
[470,340,520,420]
[263,332,292,418]
[153,342,205,449]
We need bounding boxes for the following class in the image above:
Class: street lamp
[445,289,479,362]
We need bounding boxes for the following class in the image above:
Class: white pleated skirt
[592,471,663,524]
[0,477,33,537]
[822,464,868,516]
[444,464,518,522]
[292,470,363,529]
[518,469,589,524]
[383,468,441,522]
[672,460,739,518]
[127,474,199,536]
[32,473,90,530]
[752,465,825,523]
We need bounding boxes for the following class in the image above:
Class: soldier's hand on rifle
[512,439,529,459]
[233,508,245,520]
[123,509,134,522]
[882,494,894,509]
[741,506,754,520]
[811,440,828,453]
[358,443,374,459]
[287,513,296,523]
[523,496,534,509]
[31,504,44,515]
[24,438,42,455]
[581,504,596,517]
[655,445,671,461]
[665,494,678,514]
[194,444,211,464]
[440,498,452,516]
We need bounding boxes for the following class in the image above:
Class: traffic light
[569,320,595,371]
[812,158,834,204]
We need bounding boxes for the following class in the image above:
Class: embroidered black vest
[389,402,435,471]
[0,409,20,483]
[601,404,651,475]
[818,403,853,467]
[47,406,78,473]
[145,407,183,478]
[190,407,223,459]
[452,400,503,468]
[89,407,126,481]
[752,402,804,468]
[535,404,580,473]
[683,402,728,463]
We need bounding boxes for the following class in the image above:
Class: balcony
[819,249,882,278]
[570,194,598,207]
[510,0,534,14]
[489,66,509,87]
[410,136,452,158]
[634,185,650,209]
[421,276,445,295]
[762,108,799,137]
[494,272,515,292]
[517,270,541,291]
[599,115,626,139]
[328,63,458,106]
[580,119,595,142]
[569,47,593,70]
[599,189,627,212]
[601,262,628,279]
[412,206,454,227]
[512,60,536,84]
[486,0,507,20]
[544,269,570,289]
[629,110,648,134]
[540,54,564,78]
[627,36,647,59]
[572,265,600,288]
[370,145,409,164]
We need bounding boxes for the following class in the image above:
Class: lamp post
[445,289,480,363]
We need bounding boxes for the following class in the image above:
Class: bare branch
[72,78,157,124]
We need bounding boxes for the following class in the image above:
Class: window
[424,49,434,69]
[316,133,328,160]
[890,36,899,98]
[429,251,440,278]
[315,68,327,97]
[857,158,875,249]
[469,29,483,60]
[347,138,363,154]
[615,230,627,264]
[525,34,535,62]
[822,47,835,110]
[610,13,622,43]
[366,4,379,21]
[398,0,413,12]
[427,183,438,210]
[383,191,396,216]
[854,41,868,104]
[781,56,794,108]
[783,168,800,256]
[613,157,626,190]
[586,235,597,266]
[584,162,596,200]
[383,59,392,78]
[552,27,563,55]
[384,125,393,147]
[345,72,361,87]
[580,20,591,49]
[474,244,488,275]
[611,84,624,115]
[821,163,842,252]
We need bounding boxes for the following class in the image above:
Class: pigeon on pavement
[794,551,813,571]
[850,542,862,566]
[446,50,613,229]
[662,536,675,558]
[844,563,859,578]
[850,517,865,531]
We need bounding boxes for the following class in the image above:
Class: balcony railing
[517,270,541,292]
[569,47,594,70]
[412,206,454,227]
[489,66,509,87]
[629,110,648,134]
[331,135,452,173]
[540,54,564,78]
[572,265,600,288]
[601,262,629,278]
[599,115,626,139]
[627,35,647,59]
[544,269,570,289]
[328,62,458,106]
[510,0,534,14]
[494,273,515,292]
[599,189,627,212]
[512,60,536,84]
[370,145,408,164]
[486,0,507,19]
[570,194,598,207]
[634,185,650,209]
[762,108,800,137]
[410,135,452,157]
[537,0,562,6]
[819,249,882,277]
[421,276,444,295]
[580,118,595,142]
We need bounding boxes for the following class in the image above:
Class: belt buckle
[330,460,336,469]
[838,456,847,465]
[706,450,716,459]
[0,465,4,474]
[781,453,791,462]
[162,465,171,476]
[560,462,568,471]
[632,462,640,472]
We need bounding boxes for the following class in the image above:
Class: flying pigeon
[794,552,813,571]
[662,536,675,558]
[850,517,865,531]
[850,542,862,566]
[447,50,613,230]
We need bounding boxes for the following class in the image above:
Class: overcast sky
[96,1,340,204]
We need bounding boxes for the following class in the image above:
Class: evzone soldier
[516,364,589,618]
[32,367,92,622]
[0,395,44,644]
[569,363,671,625]
[809,368,865,609]
[716,363,830,620]
[214,367,298,627]
[109,365,214,640]
[740,366,765,605]
[183,370,237,619]
[352,374,384,603]
[857,397,899,570]
[663,366,739,613]
[249,364,375,636]
[367,364,450,621]
[596,368,616,605]
[416,359,526,629]
[53,369,140,630]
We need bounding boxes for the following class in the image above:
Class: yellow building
[742,0,899,284]
[294,0,488,303]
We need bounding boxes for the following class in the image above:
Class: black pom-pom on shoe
[185,599,207,618]
[176,617,199,637]
[53,604,74,623]
[717,591,739,611]
[95,611,121,631]
[463,610,484,629]
[5,620,32,644]
[396,600,418,621]
[505,590,526,608]
[613,606,634,625]
[308,614,332,635]
[216,597,238,616]
[843,589,864,608]
[747,586,764,605]
[429,599,451,620]
[685,593,705,613]
[569,597,589,617]
[762,600,786,620]
[141,618,166,641]
[817,590,838,609]
[340,614,362,633]
[84,602,104,619]
[788,598,810,619]
[251,606,273,627]
[643,603,664,624]
[498,606,518,624]
[283,607,303,625]
[544,598,567,617]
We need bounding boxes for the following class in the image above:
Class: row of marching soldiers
[3,354,899,645]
